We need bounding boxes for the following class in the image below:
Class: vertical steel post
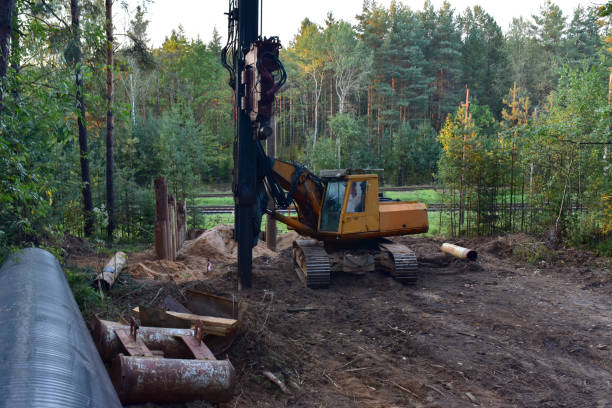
[234,0,258,289]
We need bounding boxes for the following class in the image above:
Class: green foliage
[0,0,609,255]
[64,267,106,316]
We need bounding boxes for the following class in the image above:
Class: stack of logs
[154,177,187,261]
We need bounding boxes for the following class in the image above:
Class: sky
[124,0,597,48]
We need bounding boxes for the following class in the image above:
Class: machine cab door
[319,180,347,233]
[341,179,370,234]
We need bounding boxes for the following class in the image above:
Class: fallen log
[94,251,127,292]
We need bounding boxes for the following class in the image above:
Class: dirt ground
[67,232,612,408]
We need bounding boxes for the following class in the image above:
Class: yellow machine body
[268,160,428,241]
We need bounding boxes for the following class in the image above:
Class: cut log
[93,251,127,292]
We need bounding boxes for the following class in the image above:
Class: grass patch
[581,235,612,257]
[513,242,558,264]
[385,189,441,204]
[192,196,234,206]
[65,266,117,318]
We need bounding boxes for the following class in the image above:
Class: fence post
[168,194,177,261]
[177,200,186,251]
[154,177,169,260]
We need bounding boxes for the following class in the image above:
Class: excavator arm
[264,158,325,234]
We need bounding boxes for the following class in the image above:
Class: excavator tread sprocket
[379,242,418,284]
[293,240,331,288]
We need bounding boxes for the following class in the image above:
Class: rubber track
[294,245,331,288]
[379,242,418,285]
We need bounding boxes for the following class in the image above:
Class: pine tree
[530,0,567,103]
[459,6,508,117]
[420,0,463,131]
[565,5,601,66]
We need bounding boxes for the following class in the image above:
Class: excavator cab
[319,174,380,235]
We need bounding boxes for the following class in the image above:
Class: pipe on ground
[441,243,478,261]
[94,318,195,362]
[111,355,235,404]
[0,248,121,408]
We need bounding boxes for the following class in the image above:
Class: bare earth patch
[66,233,612,408]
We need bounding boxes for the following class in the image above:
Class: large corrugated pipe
[0,248,122,408]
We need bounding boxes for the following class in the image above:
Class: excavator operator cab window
[320,180,347,232]
[347,181,367,213]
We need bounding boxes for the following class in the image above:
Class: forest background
[0,0,610,261]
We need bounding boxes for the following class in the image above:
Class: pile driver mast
[221,0,286,288]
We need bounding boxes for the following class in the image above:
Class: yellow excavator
[263,158,428,288]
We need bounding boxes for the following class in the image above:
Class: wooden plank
[115,328,153,357]
[166,311,237,328]
[177,335,216,360]
[133,307,237,330]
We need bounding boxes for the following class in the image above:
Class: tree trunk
[71,0,94,237]
[105,0,115,240]
[312,71,321,149]
[129,65,136,128]
[0,0,15,107]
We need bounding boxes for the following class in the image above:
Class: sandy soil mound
[276,230,305,251]
[129,259,188,280]
[183,224,276,262]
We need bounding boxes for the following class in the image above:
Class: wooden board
[115,328,153,357]
[133,307,237,334]
[165,311,237,328]
[177,335,216,360]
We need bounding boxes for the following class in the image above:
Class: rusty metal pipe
[94,318,196,362]
[441,243,478,261]
[111,354,235,404]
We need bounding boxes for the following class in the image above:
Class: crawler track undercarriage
[292,239,418,288]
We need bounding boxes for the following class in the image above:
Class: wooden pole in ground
[154,177,169,260]
[177,200,186,250]
[168,194,177,261]
[265,115,278,251]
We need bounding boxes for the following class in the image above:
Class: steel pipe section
[441,243,478,261]
[111,355,236,404]
[0,248,121,408]
[94,318,196,362]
